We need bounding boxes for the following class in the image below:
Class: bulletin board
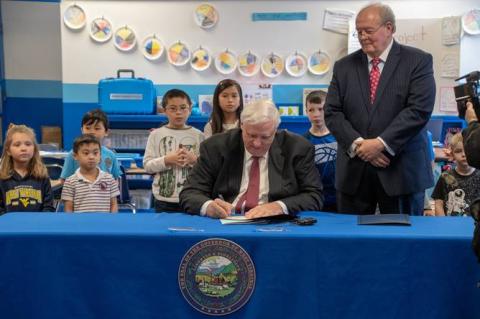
[394,18,461,114]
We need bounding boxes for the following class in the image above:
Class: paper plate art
[142,35,164,60]
[308,51,332,75]
[261,53,284,78]
[90,17,113,43]
[168,41,191,66]
[285,52,308,77]
[194,3,219,29]
[215,50,237,75]
[238,52,260,77]
[190,47,211,71]
[114,26,137,51]
[64,4,86,30]
[462,9,480,35]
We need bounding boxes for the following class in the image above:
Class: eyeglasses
[353,23,385,39]
[165,105,189,112]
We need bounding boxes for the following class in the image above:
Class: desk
[0,212,478,319]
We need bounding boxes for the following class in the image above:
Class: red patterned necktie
[235,156,260,214]
[369,57,381,103]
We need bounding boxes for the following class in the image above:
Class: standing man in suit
[324,3,435,215]
[180,99,323,219]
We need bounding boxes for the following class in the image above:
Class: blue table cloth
[0,212,478,319]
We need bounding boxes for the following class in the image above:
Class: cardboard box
[41,126,62,149]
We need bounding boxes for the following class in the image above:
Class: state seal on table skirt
[178,238,256,316]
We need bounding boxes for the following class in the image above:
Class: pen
[218,194,236,215]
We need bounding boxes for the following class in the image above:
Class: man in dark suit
[324,3,435,215]
[180,100,323,219]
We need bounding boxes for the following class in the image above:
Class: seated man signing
[180,99,323,219]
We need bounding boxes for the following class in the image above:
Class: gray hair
[358,2,396,33]
[240,99,281,128]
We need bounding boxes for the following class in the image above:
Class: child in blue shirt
[303,90,338,212]
[61,109,121,181]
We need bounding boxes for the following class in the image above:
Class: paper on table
[220,216,260,225]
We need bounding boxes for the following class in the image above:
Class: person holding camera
[463,101,480,168]
[462,101,480,262]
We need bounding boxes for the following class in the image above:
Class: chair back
[46,164,63,180]
[118,166,136,213]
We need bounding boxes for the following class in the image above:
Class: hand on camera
[465,101,478,124]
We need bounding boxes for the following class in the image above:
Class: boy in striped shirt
[61,134,119,212]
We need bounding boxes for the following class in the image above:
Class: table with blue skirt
[0,212,478,319]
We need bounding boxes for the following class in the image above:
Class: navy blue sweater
[0,171,55,214]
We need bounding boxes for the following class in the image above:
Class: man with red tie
[324,3,436,215]
[180,99,323,219]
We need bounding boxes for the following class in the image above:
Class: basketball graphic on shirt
[314,142,337,164]
[158,136,176,197]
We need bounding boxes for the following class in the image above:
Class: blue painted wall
[4,97,63,142]
[3,79,62,146]
[0,3,4,146]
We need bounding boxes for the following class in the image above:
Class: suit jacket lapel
[355,52,371,113]
[267,132,284,199]
[371,41,401,110]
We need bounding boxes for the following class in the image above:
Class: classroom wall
[1,0,62,145]
[1,0,480,149]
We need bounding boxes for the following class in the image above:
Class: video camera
[454,71,480,119]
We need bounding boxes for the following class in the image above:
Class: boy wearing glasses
[143,89,204,212]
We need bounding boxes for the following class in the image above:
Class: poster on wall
[243,84,272,105]
[323,9,355,34]
[198,95,214,115]
[441,16,461,46]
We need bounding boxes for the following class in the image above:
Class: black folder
[357,214,411,226]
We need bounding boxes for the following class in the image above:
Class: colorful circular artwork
[308,51,332,76]
[238,52,260,77]
[114,26,136,51]
[215,50,237,75]
[63,4,86,30]
[285,52,308,77]
[194,3,219,29]
[261,53,284,78]
[90,17,113,43]
[190,47,211,71]
[168,41,191,66]
[462,9,480,35]
[142,35,164,61]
